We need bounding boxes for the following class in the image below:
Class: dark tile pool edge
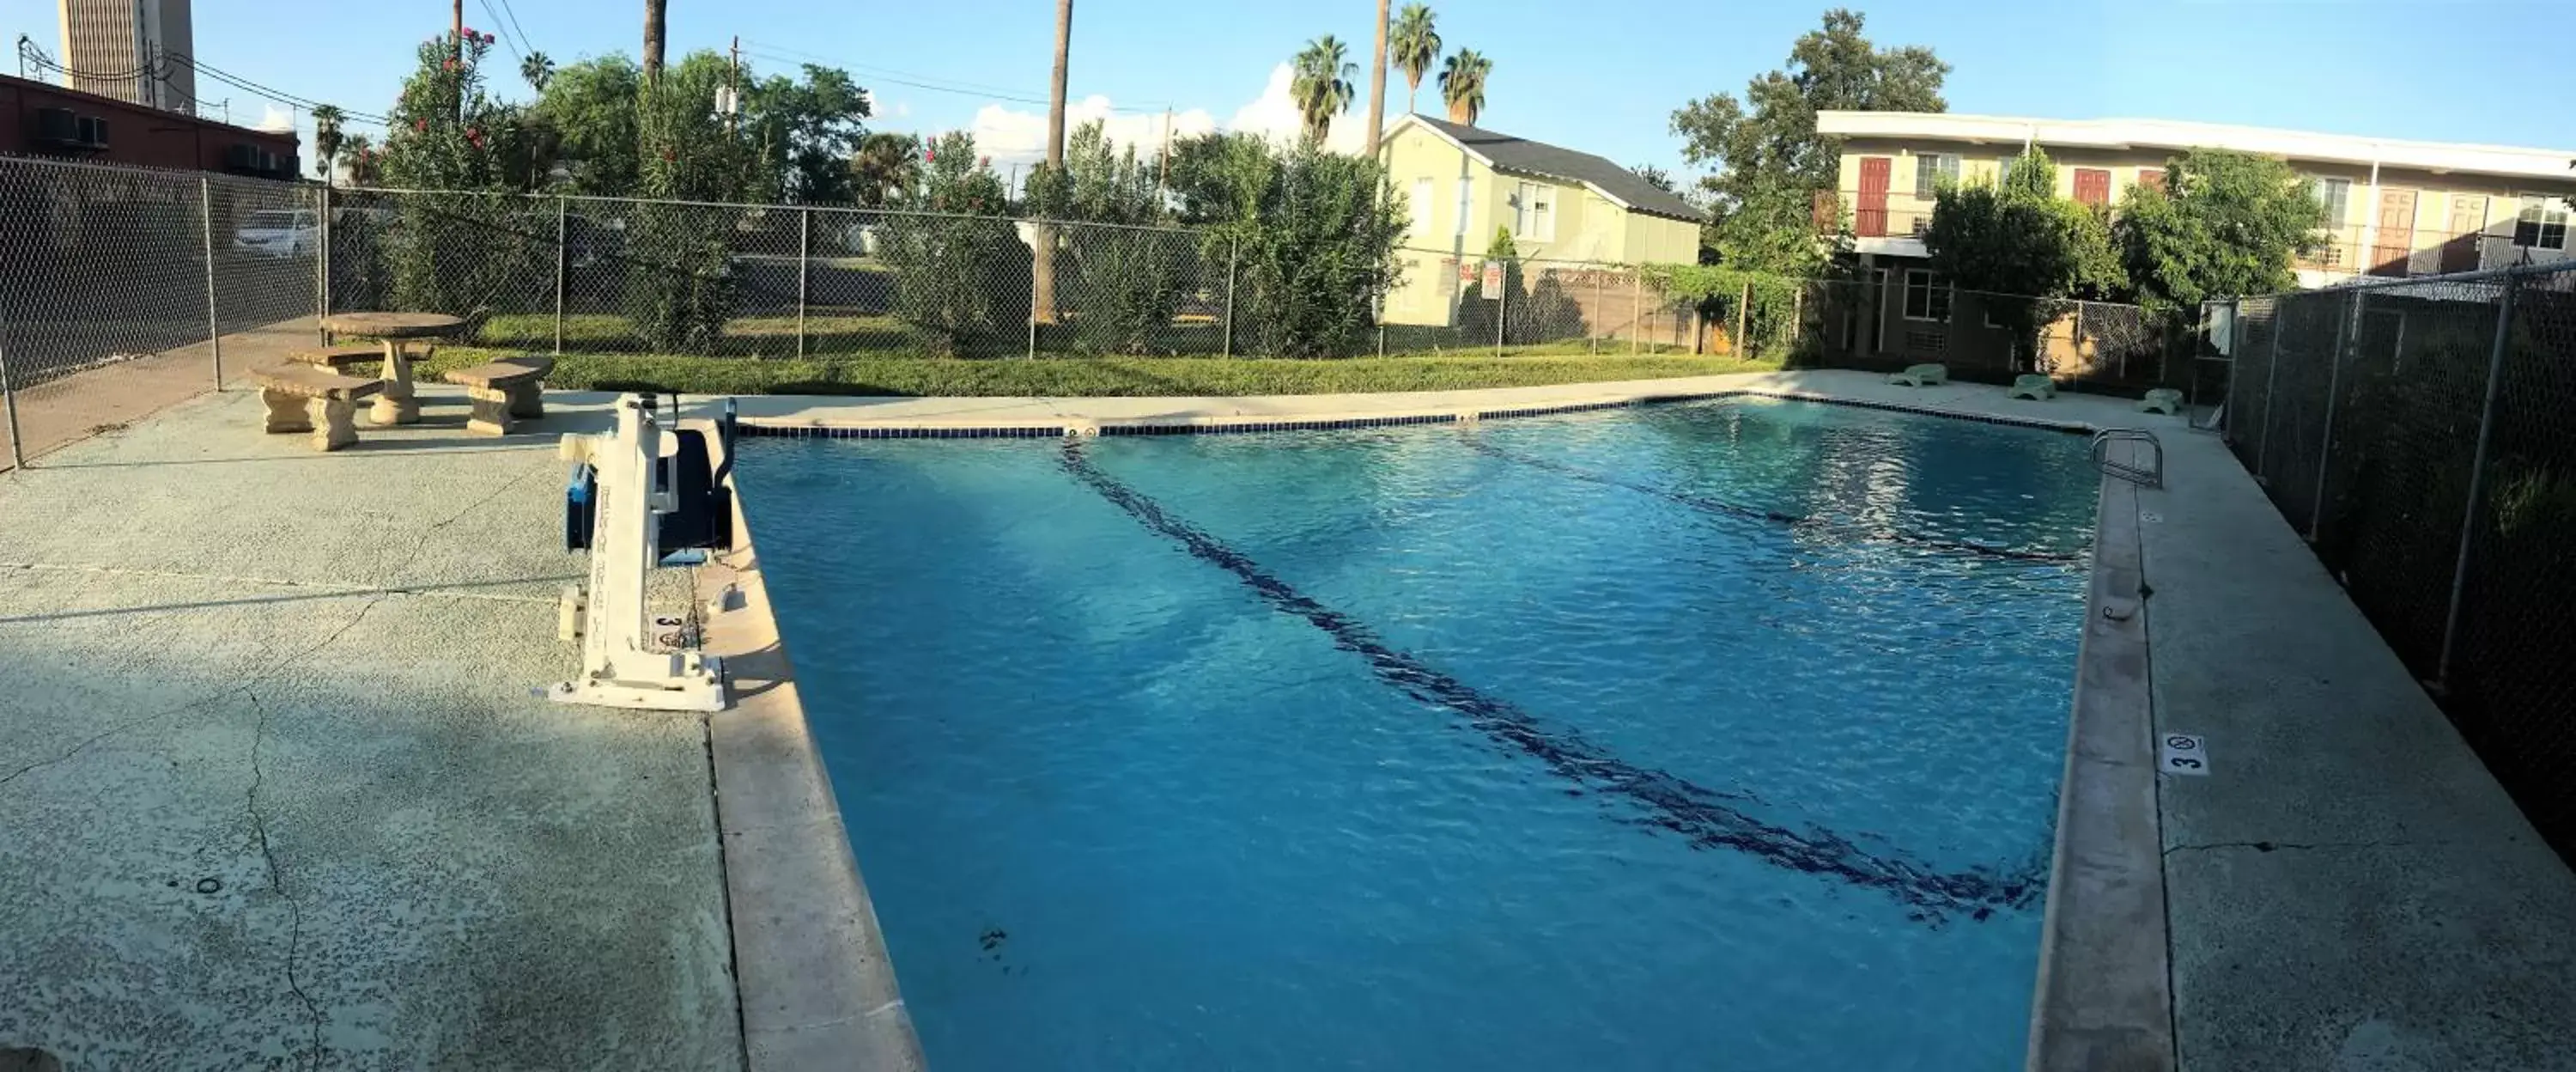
[2025,444,2176,1071]
[695,422,928,1072]
[732,387,2099,440]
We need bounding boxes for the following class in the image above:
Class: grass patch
[404,348,1779,398]
[477,312,907,349]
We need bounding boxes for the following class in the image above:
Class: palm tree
[1033,0,1073,325]
[851,132,923,207]
[339,133,380,186]
[1391,5,1440,117]
[1364,0,1390,156]
[642,0,667,82]
[1291,35,1357,145]
[310,104,345,186]
[1437,49,1491,126]
[521,52,555,93]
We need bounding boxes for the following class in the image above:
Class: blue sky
[9,0,2573,180]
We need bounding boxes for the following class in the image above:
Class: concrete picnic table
[319,311,469,425]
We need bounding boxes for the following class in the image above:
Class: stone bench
[255,365,384,451]
[1888,362,1948,387]
[2137,387,2184,416]
[442,356,556,436]
[287,346,385,373]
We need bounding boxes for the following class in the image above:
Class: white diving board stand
[550,393,728,712]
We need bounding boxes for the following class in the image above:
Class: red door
[1856,157,1890,237]
[2073,168,2111,206]
[2371,188,2418,277]
[2440,194,2487,273]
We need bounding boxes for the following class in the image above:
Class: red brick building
[0,72,299,179]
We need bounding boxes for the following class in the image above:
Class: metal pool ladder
[2092,429,2164,489]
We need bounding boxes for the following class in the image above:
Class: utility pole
[1157,106,1173,200]
[726,36,741,136]
[453,0,465,64]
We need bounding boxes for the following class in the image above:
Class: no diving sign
[2159,733,2209,776]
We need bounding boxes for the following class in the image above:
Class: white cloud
[889,99,913,119]
[963,64,1367,168]
[254,105,296,134]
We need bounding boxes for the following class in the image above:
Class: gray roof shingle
[1406,115,1707,222]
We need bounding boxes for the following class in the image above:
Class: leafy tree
[1922,149,2127,351]
[531,56,644,195]
[1437,49,1490,125]
[339,133,382,186]
[851,131,922,208]
[1633,163,1674,192]
[1026,121,1188,354]
[379,31,553,317]
[1390,4,1441,117]
[1291,36,1357,143]
[311,105,345,185]
[1171,132,1408,357]
[878,131,1029,356]
[742,64,873,204]
[1669,8,1946,273]
[626,49,765,351]
[520,51,554,93]
[2113,149,2328,314]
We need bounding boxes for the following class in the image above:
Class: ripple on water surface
[738,398,2099,1071]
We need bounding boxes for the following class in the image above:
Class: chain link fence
[2223,261,2576,862]
[0,155,320,467]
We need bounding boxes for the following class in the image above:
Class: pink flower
[923,149,936,162]
[414,118,428,132]
[979,155,991,168]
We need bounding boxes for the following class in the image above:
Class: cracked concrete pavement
[0,387,741,1069]
[2139,424,2576,1071]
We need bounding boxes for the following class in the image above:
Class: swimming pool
[736,398,2099,1070]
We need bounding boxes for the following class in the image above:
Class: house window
[1915,153,1959,198]
[1411,178,1434,238]
[2312,177,2352,225]
[2073,168,2111,206]
[1512,181,1555,242]
[1455,178,1473,237]
[2137,167,2166,193]
[1903,269,1951,322]
[2513,194,2568,249]
[1995,155,2020,186]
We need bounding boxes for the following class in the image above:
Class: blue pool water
[736,399,2099,1070]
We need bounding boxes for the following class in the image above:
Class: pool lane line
[1057,442,2043,920]
[1462,437,2085,565]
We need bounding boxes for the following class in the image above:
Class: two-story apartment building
[1805,111,2576,378]
[1819,111,2576,286]
[1377,113,1705,327]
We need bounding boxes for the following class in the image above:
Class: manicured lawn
[402,349,1779,398]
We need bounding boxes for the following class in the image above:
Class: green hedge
[402,349,1780,398]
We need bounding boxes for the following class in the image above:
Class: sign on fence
[1481,261,1504,293]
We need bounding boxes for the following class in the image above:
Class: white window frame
[1410,178,1435,239]
[1455,177,1473,237]
[1914,153,1959,199]
[2312,176,2352,226]
[1902,269,1951,323]
[1511,180,1556,242]
[2512,193,2568,250]
[1994,155,2018,186]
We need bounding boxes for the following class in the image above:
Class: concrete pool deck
[3,368,2567,1069]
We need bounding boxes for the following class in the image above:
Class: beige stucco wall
[1379,122,1704,326]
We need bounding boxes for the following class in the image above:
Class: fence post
[0,314,24,471]
[317,183,331,342]
[1791,284,1805,357]
[2306,290,2362,540]
[2433,280,2522,689]
[1630,272,1640,355]
[2221,300,2245,439]
[199,176,222,388]
[1735,281,1752,360]
[797,207,811,360]
[553,197,568,356]
[1026,230,1041,360]
[1222,239,1237,358]
[2253,301,2285,480]
[1494,265,1507,356]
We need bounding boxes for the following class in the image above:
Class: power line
[737,39,1176,115]
[473,0,525,64]
[491,0,538,62]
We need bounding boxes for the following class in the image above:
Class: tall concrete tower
[57,0,197,114]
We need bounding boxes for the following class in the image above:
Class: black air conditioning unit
[225,143,258,171]
[33,107,78,146]
[275,154,300,179]
[76,116,108,149]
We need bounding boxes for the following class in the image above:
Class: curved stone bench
[255,365,384,451]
